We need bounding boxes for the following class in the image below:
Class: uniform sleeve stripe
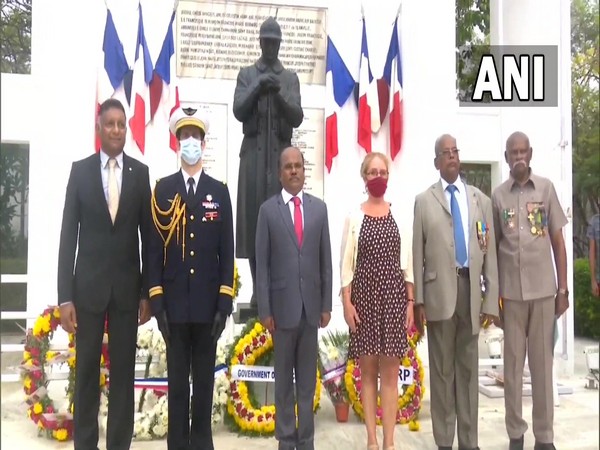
[149,286,164,298]
[219,285,234,297]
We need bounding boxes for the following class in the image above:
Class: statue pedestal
[234,303,258,324]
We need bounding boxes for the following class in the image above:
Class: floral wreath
[344,326,425,431]
[21,306,109,441]
[225,319,321,435]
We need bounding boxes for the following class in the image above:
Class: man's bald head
[506,131,530,150]
[505,131,533,182]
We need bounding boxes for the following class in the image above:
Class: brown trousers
[503,296,555,444]
[427,275,479,449]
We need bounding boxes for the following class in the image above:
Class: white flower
[137,329,153,349]
[212,412,221,424]
[218,391,228,404]
[160,412,168,426]
[152,423,167,437]
[133,421,144,437]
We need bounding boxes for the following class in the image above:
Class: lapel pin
[129,167,132,171]
[206,194,213,202]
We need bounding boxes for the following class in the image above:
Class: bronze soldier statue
[233,17,304,316]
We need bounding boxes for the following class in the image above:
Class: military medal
[503,208,516,229]
[477,221,488,253]
[527,202,546,236]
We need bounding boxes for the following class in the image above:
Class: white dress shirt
[181,168,202,194]
[281,188,304,227]
[100,150,123,202]
[440,177,470,266]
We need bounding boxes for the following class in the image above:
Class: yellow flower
[100,354,105,365]
[67,355,76,368]
[409,420,420,431]
[32,321,43,337]
[46,351,58,361]
[53,307,61,319]
[42,315,52,332]
[99,373,106,386]
[23,351,31,361]
[54,428,69,441]
[33,402,43,414]
[24,376,32,390]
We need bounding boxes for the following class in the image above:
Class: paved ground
[1,331,598,449]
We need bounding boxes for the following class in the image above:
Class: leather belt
[456,267,470,277]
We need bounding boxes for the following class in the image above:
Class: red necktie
[292,196,303,246]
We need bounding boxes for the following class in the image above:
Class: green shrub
[573,258,600,339]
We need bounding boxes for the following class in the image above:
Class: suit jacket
[255,192,332,329]
[148,170,234,323]
[412,180,499,334]
[57,152,151,313]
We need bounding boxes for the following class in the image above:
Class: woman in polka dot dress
[340,152,415,450]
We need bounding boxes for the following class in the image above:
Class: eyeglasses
[366,169,389,178]
[438,148,460,158]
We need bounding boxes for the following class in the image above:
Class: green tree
[571,0,600,258]
[456,0,490,102]
[0,144,29,262]
[1,0,32,74]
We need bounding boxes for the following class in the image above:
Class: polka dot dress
[349,212,408,359]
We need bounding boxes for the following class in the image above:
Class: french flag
[128,4,153,155]
[147,10,180,152]
[325,36,354,172]
[169,87,180,151]
[149,11,175,120]
[357,18,378,152]
[95,9,128,152]
[382,17,404,160]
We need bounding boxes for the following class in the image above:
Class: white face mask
[180,137,202,165]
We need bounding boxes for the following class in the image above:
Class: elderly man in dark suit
[148,106,234,450]
[255,146,332,450]
[412,134,499,450]
[57,98,152,450]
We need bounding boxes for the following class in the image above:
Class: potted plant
[318,330,350,422]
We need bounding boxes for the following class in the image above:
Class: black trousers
[167,323,217,450]
[73,296,138,450]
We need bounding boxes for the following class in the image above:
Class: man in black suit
[57,98,152,450]
[148,106,235,450]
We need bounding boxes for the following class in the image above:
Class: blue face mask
[180,137,202,165]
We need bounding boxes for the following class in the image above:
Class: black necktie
[187,178,195,197]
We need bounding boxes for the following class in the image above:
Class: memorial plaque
[177,0,327,85]
[291,108,324,199]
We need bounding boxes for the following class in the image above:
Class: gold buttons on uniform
[190,215,195,221]
[190,232,195,238]
[190,250,195,257]
[190,268,195,274]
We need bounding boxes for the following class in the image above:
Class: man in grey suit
[413,134,499,450]
[256,146,333,450]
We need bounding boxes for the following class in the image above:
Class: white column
[490,0,574,376]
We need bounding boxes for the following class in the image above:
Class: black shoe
[509,436,524,450]
[534,443,556,450]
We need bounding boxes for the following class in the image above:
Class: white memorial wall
[0,0,574,373]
